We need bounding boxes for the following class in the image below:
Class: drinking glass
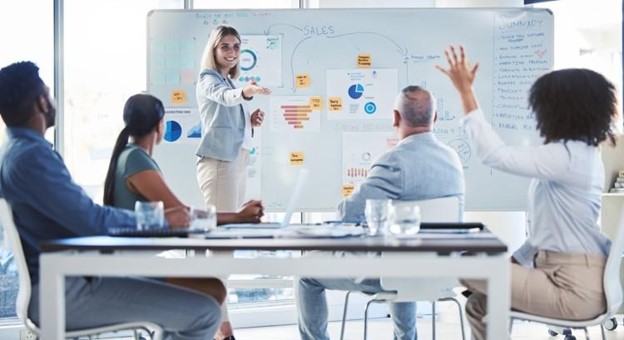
[364,199,391,236]
[388,201,421,236]
[189,204,217,232]
[134,201,165,231]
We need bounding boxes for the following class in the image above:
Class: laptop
[215,168,310,231]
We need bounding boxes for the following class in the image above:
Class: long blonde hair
[199,25,241,79]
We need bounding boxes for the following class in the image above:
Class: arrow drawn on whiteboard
[290,36,312,92]
[264,23,303,35]
[326,32,408,56]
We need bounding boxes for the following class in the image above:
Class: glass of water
[388,201,421,236]
[364,199,391,236]
[134,201,165,231]
[189,204,217,232]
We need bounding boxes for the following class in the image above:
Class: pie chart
[164,120,182,142]
[348,84,364,99]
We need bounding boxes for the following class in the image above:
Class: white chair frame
[340,196,466,340]
[0,199,163,340]
[508,205,624,340]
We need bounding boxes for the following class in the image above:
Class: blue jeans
[296,277,417,340]
[30,276,221,340]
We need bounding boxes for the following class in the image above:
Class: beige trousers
[462,251,606,340]
[196,149,248,211]
[196,149,249,323]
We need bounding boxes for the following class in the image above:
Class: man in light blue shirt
[0,61,223,340]
[296,86,465,340]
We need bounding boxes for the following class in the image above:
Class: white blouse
[463,109,610,266]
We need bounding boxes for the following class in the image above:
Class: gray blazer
[195,68,251,161]
[338,132,465,223]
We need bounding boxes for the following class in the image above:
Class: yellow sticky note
[328,97,342,112]
[171,90,186,104]
[342,184,355,198]
[290,151,304,166]
[357,54,371,68]
[309,96,322,110]
[295,74,310,88]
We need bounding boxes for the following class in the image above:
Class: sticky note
[290,151,304,166]
[342,184,355,197]
[328,97,342,112]
[357,54,371,68]
[171,90,186,105]
[295,74,310,88]
[309,96,322,110]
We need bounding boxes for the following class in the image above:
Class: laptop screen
[279,168,309,227]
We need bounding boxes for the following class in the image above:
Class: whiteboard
[147,8,553,212]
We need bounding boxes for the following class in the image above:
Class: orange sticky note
[357,54,371,68]
[328,97,342,112]
[342,184,355,197]
[289,151,304,166]
[295,74,310,88]
[171,90,186,104]
[309,96,322,110]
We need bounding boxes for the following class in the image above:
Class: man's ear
[35,94,48,114]
[393,110,400,128]
[433,111,438,123]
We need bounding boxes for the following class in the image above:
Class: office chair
[340,196,466,340]
[508,205,624,340]
[0,199,163,340]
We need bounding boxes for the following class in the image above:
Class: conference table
[39,230,509,339]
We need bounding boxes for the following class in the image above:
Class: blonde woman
[195,25,270,340]
[196,25,270,212]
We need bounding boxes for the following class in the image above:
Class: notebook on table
[419,222,485,233]
[108,227,189,238]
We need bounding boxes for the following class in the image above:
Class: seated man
[296,85,465,340]
[0,61,222,340]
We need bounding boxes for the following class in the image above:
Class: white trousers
[196,149,249,322]
[196,149,248,211]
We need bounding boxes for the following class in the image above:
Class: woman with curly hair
[437,45,617,340]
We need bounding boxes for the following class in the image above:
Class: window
[62,0,184,200]
[0,0,53,322]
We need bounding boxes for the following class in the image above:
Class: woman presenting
[195,25,270,340]
[195,25,270,212]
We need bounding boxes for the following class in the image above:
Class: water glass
[364,199,391,236]
[134,201,165,231]
[189,205,217,232]
[388,201,421,236]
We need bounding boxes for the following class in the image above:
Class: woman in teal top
[103,94,264,336]
[103,93,263,224]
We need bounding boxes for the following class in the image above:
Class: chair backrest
[414,196,463,223]
[381,196,462,300]
[603,205,624,317]
[0,199,39,333]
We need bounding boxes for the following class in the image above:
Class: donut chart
[240,49,257,71]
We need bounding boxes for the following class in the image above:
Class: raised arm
[435,45,480,115]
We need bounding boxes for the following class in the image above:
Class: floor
[233,317,624,340]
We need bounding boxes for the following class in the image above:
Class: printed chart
[270,96,322,132]
[341,132,398,197]
[162,108,201,144]
[234,35,282,87]
[326,69,398,120]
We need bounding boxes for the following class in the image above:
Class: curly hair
[0,61,46,127]
[529,68,617,146]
